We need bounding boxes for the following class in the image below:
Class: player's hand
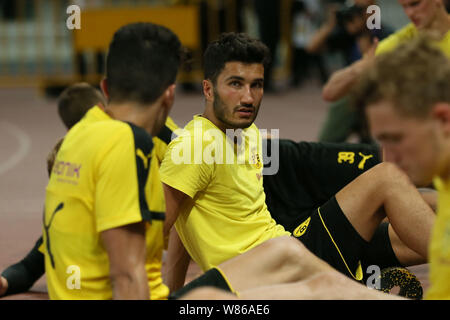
[0,276,8,297]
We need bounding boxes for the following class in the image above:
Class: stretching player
[161,32,435,297]
[323,0,450,102]
[42,22,183,300]
[356,37,450,299]
[319,0,450,143]
[0,34,434,300]
[0,83,106,297]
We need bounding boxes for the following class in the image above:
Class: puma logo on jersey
[136,148,151,169]
[338,152,374,170]
[358,153,373,170]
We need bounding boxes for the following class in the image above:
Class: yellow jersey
[425,178,450,299]
[43,106,169,300]
[159,115,290,271]
[39,117,177,258]
[376,20,450,58]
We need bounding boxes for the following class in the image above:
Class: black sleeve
[294,140,381,200]
[264,139,381,230]
[156,123,175,145]
[126,122,155,222]
[1,236,45,295]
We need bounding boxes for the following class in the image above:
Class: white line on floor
[0,121,31,175]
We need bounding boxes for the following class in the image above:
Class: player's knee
[372,162,411,187]
[263,236,308,264]
[307,271,347,289]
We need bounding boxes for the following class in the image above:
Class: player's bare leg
[218,236,333,293]
[336,162,434,259]
[238,271,404,300]
[388,224,426,266]
[181,271,405,300]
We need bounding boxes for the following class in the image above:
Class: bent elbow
[322,86,337,102]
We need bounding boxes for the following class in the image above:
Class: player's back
[43,106,168,299]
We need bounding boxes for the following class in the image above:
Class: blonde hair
[352,37,450,118]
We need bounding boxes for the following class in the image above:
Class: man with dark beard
[160,32,434,298]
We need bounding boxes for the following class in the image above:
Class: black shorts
[292,196,369,281]
[169,267,234,300]
[292,197,402,281]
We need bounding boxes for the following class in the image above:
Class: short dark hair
[58,82,106,129]
[203,32,271,84]
[106,22,183,105]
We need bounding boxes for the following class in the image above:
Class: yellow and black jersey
[160,116,289,271]
[376,19,450,58]
[263,139,381,232]
[147,116,178,216]
[43,106,168,300]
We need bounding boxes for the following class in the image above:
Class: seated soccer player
[356,37,450,299]
[2,23,184,300]
[161,32,435,298]
[0,82,106,297]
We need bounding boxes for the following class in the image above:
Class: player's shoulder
[82,119,153,153]
[168,116,205,145]
[376,23,417,56]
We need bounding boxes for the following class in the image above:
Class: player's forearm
[418,188,437,212]
[164,228,190,292]
[322,59,367,102]
[110,265,149,300]
[0,237,45,296]
[165,257,190,293]
[101,223,149,300]
[306,24,334,54]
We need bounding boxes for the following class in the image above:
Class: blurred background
[1,0,431,299]
[0,0,410,93]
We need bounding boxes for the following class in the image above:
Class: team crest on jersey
[251,153,262,169]
[293,217,311,238]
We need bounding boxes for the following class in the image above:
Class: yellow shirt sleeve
[94,126,152,232]
[376,23,417,56]
[159,134,213,199]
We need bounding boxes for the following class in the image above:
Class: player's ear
[432,102,450,136]
[202,79,214,102]
[162,84,176,111]
[100,78,109,100]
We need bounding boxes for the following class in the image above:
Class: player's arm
[322,38,378,102]
[0,236,45,297]
[418,188,437,213]
[164,226,191,293]
[95,124,155,300]
[163,183,190,236]
[305,4,338,54]
[101,222,149,300]
[162,183,191,292]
